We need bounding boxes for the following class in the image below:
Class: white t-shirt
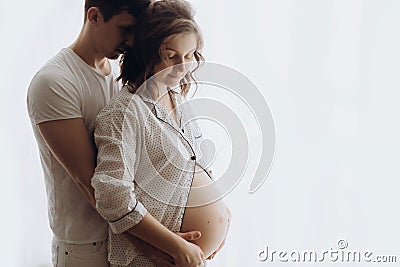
[27,48,120,243]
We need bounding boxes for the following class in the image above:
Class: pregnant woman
[91,1,230,266]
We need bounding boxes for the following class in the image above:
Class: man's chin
[107,51,123,60]
[108,54,120,60]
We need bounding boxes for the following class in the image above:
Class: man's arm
[37,118,97,208]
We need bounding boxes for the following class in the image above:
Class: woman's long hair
[119,0,204,97]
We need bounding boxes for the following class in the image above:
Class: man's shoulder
[32,49,76,83]
[28,49,83,93]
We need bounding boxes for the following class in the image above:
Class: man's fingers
[207,252,216,260]
[150,256,175,267]
[175,230,201,240]
[152,259,175,267]
[153,259,175,267]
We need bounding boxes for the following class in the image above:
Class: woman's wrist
[166,233,188,259]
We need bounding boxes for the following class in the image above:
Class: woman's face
[153,32,198,88]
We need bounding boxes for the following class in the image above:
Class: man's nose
[125,34,134,47]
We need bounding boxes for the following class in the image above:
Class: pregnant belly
[180,165,229,258]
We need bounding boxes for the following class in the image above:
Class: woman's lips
[168,74,180,79]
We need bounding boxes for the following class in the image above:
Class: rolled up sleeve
[92,104,147,234]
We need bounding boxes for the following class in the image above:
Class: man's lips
[115,48,126,54]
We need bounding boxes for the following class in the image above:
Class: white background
[1,0,400,266]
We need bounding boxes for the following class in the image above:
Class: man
[27,1,200,266]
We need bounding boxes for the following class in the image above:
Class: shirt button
[191,155,196,160]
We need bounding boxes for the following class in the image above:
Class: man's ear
[87,7,102,26]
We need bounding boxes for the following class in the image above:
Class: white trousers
[52,237,109,267]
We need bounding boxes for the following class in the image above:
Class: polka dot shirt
[92,84,207,266]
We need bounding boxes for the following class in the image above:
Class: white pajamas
[92,84,208,266]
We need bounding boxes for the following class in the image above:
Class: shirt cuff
[108,201,147,234]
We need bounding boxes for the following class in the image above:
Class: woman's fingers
[175,230,202,241]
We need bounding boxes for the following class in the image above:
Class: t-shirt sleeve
[27,66,82,125]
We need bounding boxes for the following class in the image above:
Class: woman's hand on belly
[173,240,205,267]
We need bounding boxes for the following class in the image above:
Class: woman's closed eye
[185,53,194,60]
[167,53,176,60]
[166,53,195,61]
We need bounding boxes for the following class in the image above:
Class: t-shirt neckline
[62,47,114,78]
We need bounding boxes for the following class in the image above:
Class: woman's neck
[149,83,169,103]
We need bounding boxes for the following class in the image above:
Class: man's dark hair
[84,0,150,22]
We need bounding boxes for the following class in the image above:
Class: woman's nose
[174,59,186,73]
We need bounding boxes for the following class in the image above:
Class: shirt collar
[129,83,183,131]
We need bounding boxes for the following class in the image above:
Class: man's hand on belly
[123,230,202,266]
[123,232,174,266]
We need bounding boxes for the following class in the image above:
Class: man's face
[96,10,136,60]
